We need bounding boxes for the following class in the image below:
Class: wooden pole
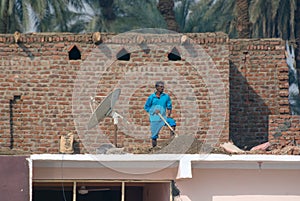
[114,124,118,147]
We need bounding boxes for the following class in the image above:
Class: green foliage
[185,0,236,37]
[31,0,84,32]
[111,0,166,33]
[174,0,194,32]
[248,0,296,39]
[81,0,166,33]
[0,0,24,33]
[0,0,84,33]
[184,0,296,40]
[0,0,298,41]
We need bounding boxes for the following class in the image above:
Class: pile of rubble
[217,141,300,155]
[132,137,300,155]
[95,136,300,155]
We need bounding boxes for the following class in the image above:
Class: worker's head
[155,81,165,92]
[155,81,164,88]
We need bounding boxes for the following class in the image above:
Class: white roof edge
[30,154,300,162]
[29,154,300,179]
[193,154,300,162]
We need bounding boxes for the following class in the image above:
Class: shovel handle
[157,113,177,136]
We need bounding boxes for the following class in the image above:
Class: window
[33,180,171,201]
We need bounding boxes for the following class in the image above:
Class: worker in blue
[144,81,176,147]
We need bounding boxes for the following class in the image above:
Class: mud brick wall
[0,32,230,154]
[229,39,289,149]
[269,115,300,146]
[0,32,295,154]
[0,33,95,154]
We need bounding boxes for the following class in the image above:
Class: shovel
[157,113,178,137]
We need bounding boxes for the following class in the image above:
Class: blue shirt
[144,92,172,122]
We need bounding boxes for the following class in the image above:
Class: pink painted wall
[33,167,178,180]
[176,169,300,201]
[0,156,29,201]
[33,166,300,201]
[213,195,300,201]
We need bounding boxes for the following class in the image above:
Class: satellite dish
[87,89,121,129]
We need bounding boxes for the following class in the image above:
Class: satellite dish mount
[87,89,124,146]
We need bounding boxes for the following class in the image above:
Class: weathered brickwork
[269,115,300,146]
[0,32,293,154]
[229,39,290,149]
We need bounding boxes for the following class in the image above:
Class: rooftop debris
[220,142,245,153]
[132,138,300,155]
[217,141,300,155]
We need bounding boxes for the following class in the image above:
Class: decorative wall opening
[117,48,130,61]
[68,45,81,60]
[168,47,181,61]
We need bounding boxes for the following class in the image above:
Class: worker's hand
[154,110,160,114]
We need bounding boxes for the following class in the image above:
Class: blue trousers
[150,117,176,140]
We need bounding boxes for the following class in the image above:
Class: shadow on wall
[229,61,270,150]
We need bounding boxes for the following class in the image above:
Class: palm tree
[247,0,300,68]
[0,0,9,32]
[30,0,84,32]
[248,0,295,39]
[0,0,84,33]
[157,0,180,32]
[0,0,24,33]
[81,0,115,32]
[111,0,166,32]
[174,0,194,32]
[294,0,300,68]
[187,0,296,40]
[185,0,236,36]
[79,0,166,33]
[236,0,250,38]
[184,0,215,33]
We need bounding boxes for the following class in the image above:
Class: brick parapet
[229,38,289,149]
[0,32,292,154]
[269,115,300,146]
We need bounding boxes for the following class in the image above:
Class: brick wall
[0,33,96,154]
[0,32,292,154]
[0,32,230,154]
[269,115,300,146]
[229,39,289,149]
